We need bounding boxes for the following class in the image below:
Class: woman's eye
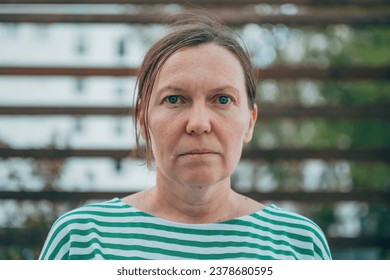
[165,95,179,104]
[217,95,232,105]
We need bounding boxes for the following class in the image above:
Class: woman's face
[143,43,257,188]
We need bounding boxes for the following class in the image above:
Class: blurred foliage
[321,82,390,105]
[340,27,390,66]
[251,22,390,259]
[0,151,79,259]
[253,119,390,149]
[349,163,390,190]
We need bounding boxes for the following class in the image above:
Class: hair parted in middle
[134,10,257,168]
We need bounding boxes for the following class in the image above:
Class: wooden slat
[240,148,390,162]
[0,66,139,77]
[0,229,47,247]
[0,105,389,119]
[1,66,389,80]
[254,104,390,120]
[0,106,133,116]
[327,237,390,249]
[247,190,390,204]
[0,12,389,26]
[1,0,389,7]
[255,66,390,81]
[1,147,389,161]
[0,148,133,160]
[1,190,389,204]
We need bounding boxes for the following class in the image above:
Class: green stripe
[69,238,278,260]
[59,209,151,220]
[78,198,131,209]
[83,202,133,210]
[70,250,148,260]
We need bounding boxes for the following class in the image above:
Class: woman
[40,12,331,260]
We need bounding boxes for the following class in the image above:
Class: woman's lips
[178,149,218,156]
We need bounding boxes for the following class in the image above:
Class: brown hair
[134,11,257,167]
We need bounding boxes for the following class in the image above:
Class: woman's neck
[122,170,264,224]
[152,177,236,224]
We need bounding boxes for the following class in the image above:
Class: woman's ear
[243,104,258,144]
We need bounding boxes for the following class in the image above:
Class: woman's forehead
[154,43,246,90]
[162,43,241,69]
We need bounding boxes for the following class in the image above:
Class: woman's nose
[185,104,212,135]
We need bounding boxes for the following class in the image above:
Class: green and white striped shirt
[39,198,331,260]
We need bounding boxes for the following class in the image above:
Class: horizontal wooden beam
[1,66,389,81]
[1,190,389,204]
[0,66,139,77]
[0,12,389,26]
[1,0,389,7]
[247,190,390,205]
[0,106,133,116]
[0,105,389,120]
[255,66,390,81]
[1,147,389,161]
[240,148,390,162]
[327,237,390,249]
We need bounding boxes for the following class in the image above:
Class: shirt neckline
[112,197,273,227]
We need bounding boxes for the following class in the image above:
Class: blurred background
[0,0,389,260]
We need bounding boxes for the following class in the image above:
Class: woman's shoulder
[260,204,320,226]
[43,198,136,239]
[245,204,332,259]
[253,204,325,237]
[65,197,129,214]
[52,198,131,225]
[39,198,135,259]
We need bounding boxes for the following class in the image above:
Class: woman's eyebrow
[156,85,186,96]
[156,85,240,96]
[210,86,240,95]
